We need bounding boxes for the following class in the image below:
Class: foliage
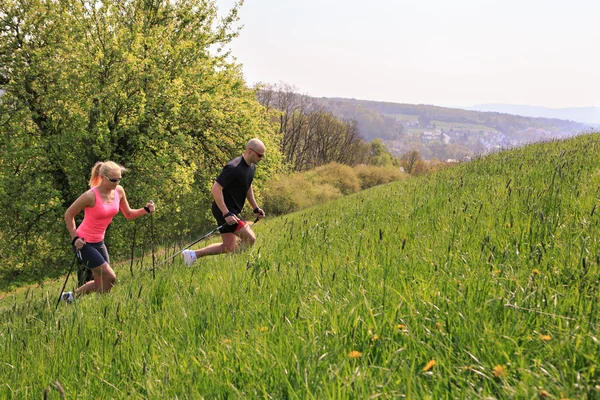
[0,0,282,285]
[261,172,342,215]
[354,164,407,190]
[257,83,369,170]
[305,163,361,195]
[262,162,407,215]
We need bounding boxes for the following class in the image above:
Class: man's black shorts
[212,203,247,234]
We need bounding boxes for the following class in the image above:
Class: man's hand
[224,212,239,225]
[253,207,265,220]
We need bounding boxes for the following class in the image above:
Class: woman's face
[102,169,122,187]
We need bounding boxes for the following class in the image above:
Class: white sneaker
[182,250,196,267]
[61,292,75,304]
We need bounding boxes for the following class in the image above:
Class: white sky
[215,0,600,108]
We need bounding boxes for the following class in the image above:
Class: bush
[355,165,407,190]
[262,173,342,215]
[305,163,361,195]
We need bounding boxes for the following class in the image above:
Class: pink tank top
[76,187,120,242]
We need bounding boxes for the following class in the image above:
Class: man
[182,138,266,266]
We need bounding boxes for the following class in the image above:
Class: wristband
[144,206,151,214]
[71,236,80,246]
[223,212,234,218]
[253,207,260,213]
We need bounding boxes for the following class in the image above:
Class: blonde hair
[89,161,126,187]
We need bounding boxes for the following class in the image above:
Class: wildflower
[260,326,269,332]
[540,334,551,342]
[222,339,232,344]
[532,269,540,276]
[397,324,407,330]
[348,350,362,359]
[492,365,505,378]
[423,359,436,371]
[435,322,442,330]
[540,390,550,397]
[371,334,379,342]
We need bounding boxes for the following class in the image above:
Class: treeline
[257,83,399,171]
[0,0,283,285]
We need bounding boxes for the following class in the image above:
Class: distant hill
[465,103,600,126]
[313,97,592,160]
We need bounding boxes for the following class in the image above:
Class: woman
[62,161,155,302]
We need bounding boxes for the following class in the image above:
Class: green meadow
[1,133,599,398]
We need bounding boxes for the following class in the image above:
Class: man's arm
[212,181,238,224]
[247,185,265,219]
[246,185,259,210]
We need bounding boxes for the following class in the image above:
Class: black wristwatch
[144,206,151,214]
[253,207,260,213]
[223,212,234,218]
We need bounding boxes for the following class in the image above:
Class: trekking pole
[151,212,156,278]
[148,223,226,272]
[55,252,79,310]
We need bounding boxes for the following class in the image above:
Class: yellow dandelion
[532,269,540,276]
[435,322,442,330]
[348,350,362,359]
[423,359,436,371]
[457,279,462,286]
[222,339,232,344]
[371,334,379,341]
[540,390,550,397]
[540,334,551,342]
[260,326,269,332]
[492,365,505,378]
[397,324,407,330]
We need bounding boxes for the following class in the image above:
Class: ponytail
[89,162,104,187]
[88,161,126,187]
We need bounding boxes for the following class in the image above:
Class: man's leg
[235,224,256,249]
[194,233,238,257]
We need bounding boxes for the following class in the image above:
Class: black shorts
[212,203,247,234]
[73,241,110,269]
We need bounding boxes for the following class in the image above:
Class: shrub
[355,165,407,190]
[305,163,360,195]
[262,173,342,215]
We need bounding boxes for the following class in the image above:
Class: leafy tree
[400,150,422,174]
[0,0,281,283]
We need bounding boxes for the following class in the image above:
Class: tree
[257,83,367,171]
[0,0,281,281]
[401,150,422,174]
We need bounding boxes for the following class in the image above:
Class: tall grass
[1,133,599,398]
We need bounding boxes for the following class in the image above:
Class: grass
[1,133,600,398]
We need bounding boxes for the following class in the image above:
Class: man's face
[249,147,265,163]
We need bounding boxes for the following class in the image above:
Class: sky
[215,0,600,109]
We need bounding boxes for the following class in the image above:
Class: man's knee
[223,242,237,253]
[242,235,256,246]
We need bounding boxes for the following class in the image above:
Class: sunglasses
[249,148,264,158]
[104,174,122,183]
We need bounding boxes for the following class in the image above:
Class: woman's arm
[64,190,95,246]
[118,186,155,220]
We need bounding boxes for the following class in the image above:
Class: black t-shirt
[214,156,255,214]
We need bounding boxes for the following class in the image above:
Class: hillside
[466,103,600,126]
[316,97,591,160]
[1,133,600,398]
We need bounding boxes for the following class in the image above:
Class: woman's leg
[75,262,117,295]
